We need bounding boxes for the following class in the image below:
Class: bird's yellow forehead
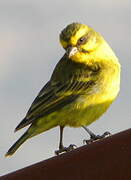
[60,24,89,48]
[70,26,88,45]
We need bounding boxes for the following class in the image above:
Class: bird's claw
[55,144,77,155]
[83,131,111,144]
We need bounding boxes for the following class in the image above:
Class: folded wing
[15,79,94,131]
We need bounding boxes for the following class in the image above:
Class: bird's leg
[82,126,111,144]
[59,126,64,150]
[55,126,77,155]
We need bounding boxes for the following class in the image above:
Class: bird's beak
[66,46,78,58]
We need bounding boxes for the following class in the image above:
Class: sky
[1,0,131,176]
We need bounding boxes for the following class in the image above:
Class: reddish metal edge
[1,128,131,180]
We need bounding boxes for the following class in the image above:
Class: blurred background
[1,0,131,175]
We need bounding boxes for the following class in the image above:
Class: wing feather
[15,78,95,131]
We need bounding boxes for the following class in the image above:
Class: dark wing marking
[15,79,94,131]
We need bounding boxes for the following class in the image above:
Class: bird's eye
[77,36,87,45]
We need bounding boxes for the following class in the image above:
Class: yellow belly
[56,95,113,127]
[29,64,120,136]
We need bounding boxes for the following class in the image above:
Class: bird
[5,22,121,156]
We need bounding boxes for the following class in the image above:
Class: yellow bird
[5,22,120,156]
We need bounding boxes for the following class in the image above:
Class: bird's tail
[5,132,29,157]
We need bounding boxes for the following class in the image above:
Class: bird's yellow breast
[86,61,120,106]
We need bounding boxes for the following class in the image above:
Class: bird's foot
[55,144,77,155]
[83,131,111,144]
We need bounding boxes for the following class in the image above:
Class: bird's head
[60,22,103,63]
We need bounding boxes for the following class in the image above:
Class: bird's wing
[15,79,94,131]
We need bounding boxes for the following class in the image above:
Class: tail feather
[5,132,29,157]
